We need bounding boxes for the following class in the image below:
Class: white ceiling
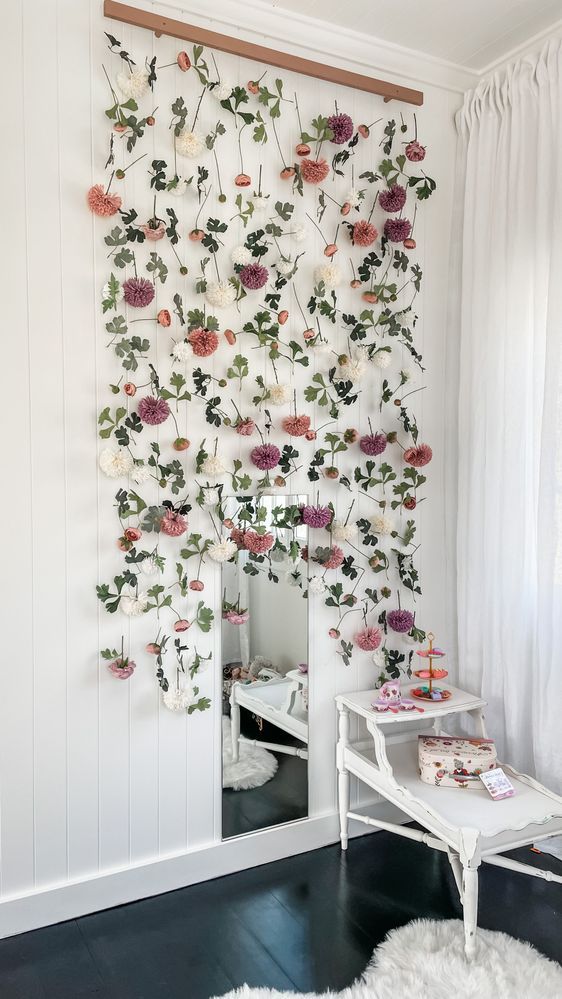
[256,0,562,71]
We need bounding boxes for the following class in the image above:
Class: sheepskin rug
[222,717,278,791]
[213,918,562,999]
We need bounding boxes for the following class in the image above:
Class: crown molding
[125,0,478,95]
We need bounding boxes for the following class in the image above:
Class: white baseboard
[0,801,404,939]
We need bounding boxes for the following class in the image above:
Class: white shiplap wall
[0,0,461,934]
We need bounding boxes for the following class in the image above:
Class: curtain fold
[455,38,562,791]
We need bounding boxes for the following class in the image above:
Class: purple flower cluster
[301,504,332,529]
[359,433,387,456]
[137,396,170,426]
[379,184,407,213]
[250,443,280,471]
[239,263,269,290]
[387,609,414,634]
[327,113,354,145]
[384,217,412,243]
[123,277,155,308]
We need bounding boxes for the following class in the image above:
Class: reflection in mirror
[221,494,308,839]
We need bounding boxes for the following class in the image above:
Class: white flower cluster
[175,130,206,159]
[308,575,327,595]
[252,195,269,213]
[371,514,395,537]
[231,245,252,266]
[131,463,151,485]
[335,354,366,385]
[331,522,357,543]
[163,682,196,712]
[212,82,233,101]
[120,588,148,617]
[314,264,341,289]
[207,539,238,563]
[205,280,237,309]
[99,447,133,479]
[172,339,192,363]
[266,383,292,406]
[372,348,392,369]
[200,455,226,476]
[116,69,149,100]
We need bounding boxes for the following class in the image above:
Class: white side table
[335,682,562,959]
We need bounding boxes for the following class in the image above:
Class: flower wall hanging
[94,32,437,709]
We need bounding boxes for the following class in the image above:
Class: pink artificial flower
[282,414,311,437]
[354,627,382,651]
[360,432,387,456]
[327,113,354,144]
[405,140,426,162]
[174,619,191,632]
[137,396,170,425]
[177,51,191,71]
[124,527,142,542]
[141,222,166,241]
[301,505,332,529]
[157,309,171,327]
[352,220,378,246]
[239,263,269,290]
[160,509,188,537]
[300,158,330,184]
[108,657,136,679]
[87,184,122,217]
[230,528,247,549]
[123,277,155,308]
[384,218,412,243]
[226,611,249,625]
[235,418,256,436]
[387,609,414,633]
[319,545,344,569]
[243,530,274,554]
[404,443,433,467]
[250,443,280,471]
[188,327,219,357]
[379,185,407,213]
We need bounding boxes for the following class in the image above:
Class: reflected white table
[335,682,562,959]
[231,675,308,763]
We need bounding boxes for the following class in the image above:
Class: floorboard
[0,834,560,998]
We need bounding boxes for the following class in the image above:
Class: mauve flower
[404,443,433,467]
[108,657,136,680]
[138,396,170,425]
[352,220,378,246]
[301,158,330,184]
[160,509,188,537]
[188,327,219,357]
[251,443,280,471]
[301,505,332,529]
[354,627,382,651]
[327,113,354,144]
[406,140,426,162]
[282,415,311,437]
[244,530,274,554]
[123,277,155,308]
[226,611,249,625]
[320,546,344,570]
[141,222,166,241]
[230,527,246,549]
[387,609,414,633]
[235,418,255,436]
[239,263,269,290]
[379,185,407,213]
[384,218,412,243]
[87,184,121,217]
[360,432,387,456]
[124,527,142,542]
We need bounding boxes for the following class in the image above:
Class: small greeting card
[479,767,515,800]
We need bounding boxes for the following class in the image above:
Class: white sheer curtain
[454,38,562,792]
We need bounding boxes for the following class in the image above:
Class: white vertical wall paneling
[59,0,101,885]
[24,0,69,889]
[0,0,462,929]
[0,0,36,898]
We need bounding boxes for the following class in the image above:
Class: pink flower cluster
[379,184,407,213]
[301,158,330,184]
[282,415,311,437]
[360,432,387,456]
[250,443,280,471]
[188,327,219,357]
[138,396,170,426]
[354,627,382,651]
[327,112,354,144]
[160,509,188,537]
[384,218,412,243]
[387,609,414,633]
[243,530,274,554]
[123,277,155,308]
[404,443,433,467]
[301,504,332,529]
[352,220,378,247]
[239,263,269,290]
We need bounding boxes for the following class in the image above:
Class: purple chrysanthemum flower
[384,217,412,243]
[239,263,269,290]
[360,433,387,457]
[301,504,332,529]
[327,113,354,145]
[379,184,407,213]
[387,609,414,634]
[137,396,170,426]
[123,277,155,308]
[250,443,281,471]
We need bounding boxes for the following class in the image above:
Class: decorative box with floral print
[418,735,497,789]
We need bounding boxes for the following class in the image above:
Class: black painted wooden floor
[0,835,560,999]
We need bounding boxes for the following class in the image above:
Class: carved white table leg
[447,851,463,900]
[230,692,241,763]
[337,705,350,850]
[462,865,479,960]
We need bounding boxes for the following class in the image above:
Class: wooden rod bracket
[103,0,423,106]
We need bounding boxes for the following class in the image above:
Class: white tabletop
[286,669,308,686]
[335,682,486,725]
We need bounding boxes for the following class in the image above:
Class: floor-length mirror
[221,495,308,838]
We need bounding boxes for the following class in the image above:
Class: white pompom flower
[131,463,151,485]
[267,383,292,406]
[335,355,366,384]
[276,258,294,277]
[120,588,149,617]
[116,69,150,100]
[201,486,221,506]
[291,223,307,243]
[308,575,327,596]
[331,522,357,543]
[163,681,196,711]
[231,245,252,266]
[168,178,190,197]
[252,195,270,213]
[212,82,233,101]
[205,280,237,309]
[345,187,362,208]
[314,264,341,289]
[172,340,192,363]
[99,447,134,479]
[200,455,227,476]
[175,130,206,159]
[207,539,238,563]
[373,349,392,369]
[371,514,395,537]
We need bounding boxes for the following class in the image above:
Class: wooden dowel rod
[103,0,423,106]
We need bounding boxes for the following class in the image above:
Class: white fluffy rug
[213,918,562,999]
[222,717,278,791]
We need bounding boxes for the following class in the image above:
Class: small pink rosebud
[177,51,191,71]
[146,643,161,655]
[329,628,341,639]
[189,579,204,591]
[157,309,171,327]
[174,619,191,633]
[124,382,136,396]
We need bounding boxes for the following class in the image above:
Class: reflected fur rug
[222,717,278,791]
[214,918,562,999]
